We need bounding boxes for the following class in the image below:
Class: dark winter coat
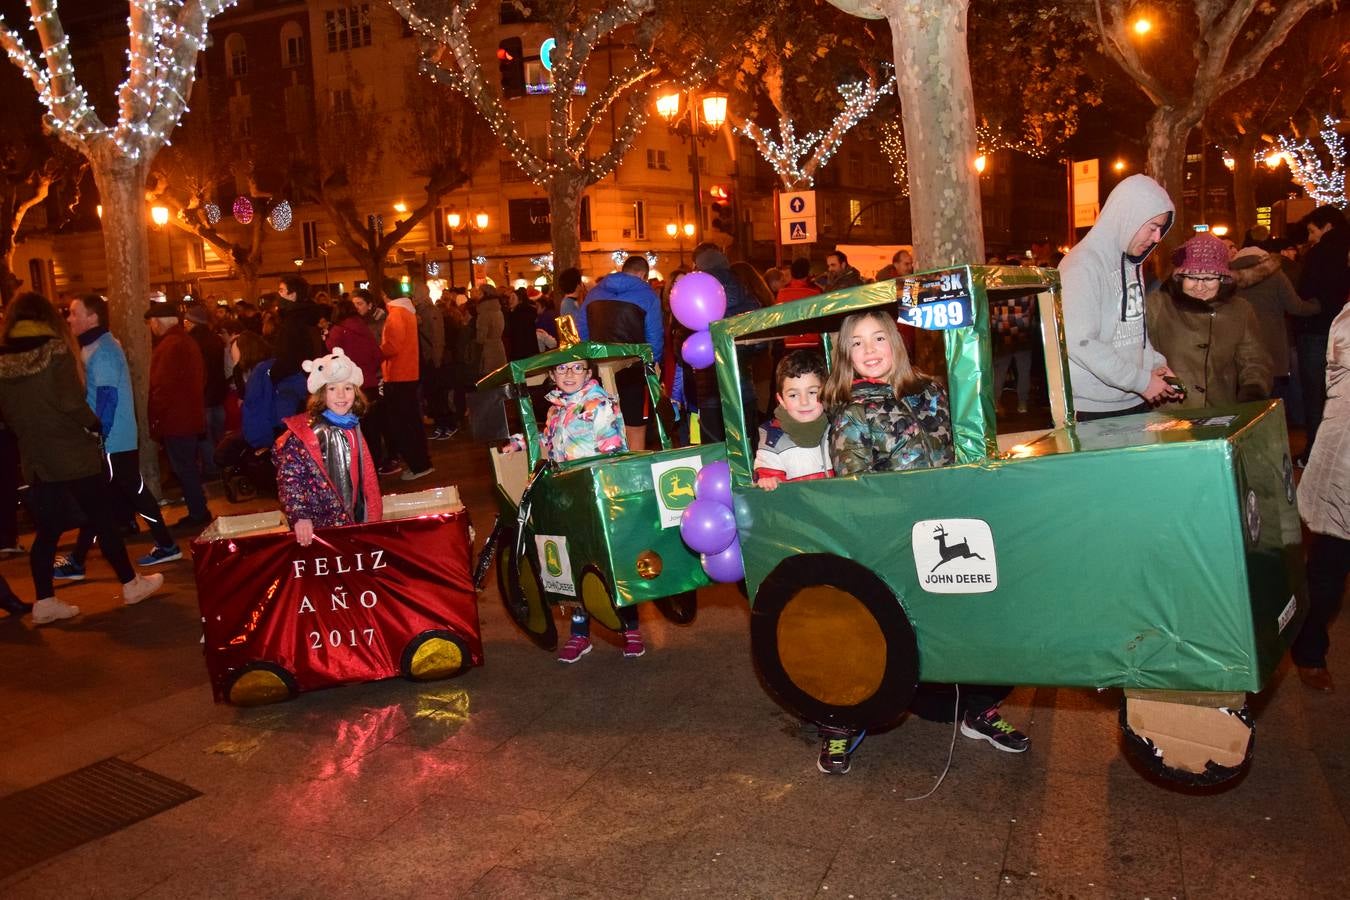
[189,324,228,406]
[1296,226,1350,335]
[242,359,309,449]
[1231,252,1319,375]
[325,315,383,387]
[0,324,102,483]
[149,323,206,439]
[274,413,382,528]
[577,272,664,360]
[1146,281,1273,409]
[506,298,540,361]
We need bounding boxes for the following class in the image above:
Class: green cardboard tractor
[475,342,724,650]
[711,266,1305,784]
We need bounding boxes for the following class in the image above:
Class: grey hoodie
[1060,174,1174,413]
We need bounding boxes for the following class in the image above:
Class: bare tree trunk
[92,156,161,493]
[1232,131,1260,239]
[885,0,983,268]
[1145,106,1193,244]
[549,176,583,273]
[0,252,21,304]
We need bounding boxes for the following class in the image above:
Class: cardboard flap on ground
[1124,697,1251,774]
[197,486,464,542]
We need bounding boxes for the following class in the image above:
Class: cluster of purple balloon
[670,272,727,369]
[678,460,744,583]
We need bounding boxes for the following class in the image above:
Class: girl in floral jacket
[505,360,636,663]
[274,348,383,546]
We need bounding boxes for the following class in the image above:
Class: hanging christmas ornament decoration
[267,200,292,232]
[646,252,659,269]
[203,202,221,225]
[232,196,254,224]
[611,250,627,268]
[426,260,440,277]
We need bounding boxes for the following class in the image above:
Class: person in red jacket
[380,294,433,480]
[775,257,824,352]
[146,297,212,527]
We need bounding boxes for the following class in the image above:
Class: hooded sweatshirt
[1060,174,1174,413]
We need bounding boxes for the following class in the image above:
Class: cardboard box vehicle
[710,266,1305,785]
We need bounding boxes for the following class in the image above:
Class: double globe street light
[655,90,728,248]
[446,209,490,289]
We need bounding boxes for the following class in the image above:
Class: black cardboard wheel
[751,554,918,733]
[654,591,698,625]
[1118,695,1254,788]
[498,531,558,651]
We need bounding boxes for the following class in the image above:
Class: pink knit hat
[1171,234,1232,279]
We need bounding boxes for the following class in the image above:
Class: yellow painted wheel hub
[228,668,293,706]
[408,636,465,681]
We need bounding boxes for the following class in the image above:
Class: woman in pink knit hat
[1145,233,1272,409]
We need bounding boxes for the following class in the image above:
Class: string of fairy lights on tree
[0,1,236,161]
[389,0,682,195]
[1273,115,1347,208]
[735,73,895,190]
[879,119,908,196]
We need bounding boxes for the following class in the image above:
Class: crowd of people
[0,190,1345,780]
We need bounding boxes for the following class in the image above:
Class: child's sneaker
[817,728,864,775]
[621,629,646,658]
[557,635,592,664]
[52,556,85,581]
[960,706,1030,753]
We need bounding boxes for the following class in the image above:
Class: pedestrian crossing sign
[781,216,815,245]
[789,221,808,240]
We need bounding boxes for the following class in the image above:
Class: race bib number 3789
[899,269,974,331]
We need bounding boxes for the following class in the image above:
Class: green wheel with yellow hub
[401,629,471,681]
[579,567,624,633]
[226,661,297,706]
[751,554,919,734]
[498,526,558,651]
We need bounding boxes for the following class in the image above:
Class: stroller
[214,432,277,503]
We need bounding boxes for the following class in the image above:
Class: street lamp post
[656,91,728,246]
[447,210,490,289]
[151,205,175,296]
[665,220,695,267]
[444,243,456,289]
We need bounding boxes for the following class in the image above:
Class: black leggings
[28,474,135,598]
[72,450,174,563]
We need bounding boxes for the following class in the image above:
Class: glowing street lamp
[150,205,169,227]
[700,93,728,130]
[656,89,729,244]
[974,154,988,174]
[1113,159,1127,173]
[666,220,696,266]
[655,92,681,123]
[150,205,175,291]
[446,209,489,288]
[1132,17,1152,36]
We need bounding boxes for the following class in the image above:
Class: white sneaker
[400,467,434,482]
[32,596,80,624]
[122,573,165,606]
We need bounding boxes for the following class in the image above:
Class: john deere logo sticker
[651,458,701,528]
[534,534,575,595]
[911,518,998,594]
[543,540,563,577]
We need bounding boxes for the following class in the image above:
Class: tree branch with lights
[391,0,720,270]
[1,0,238,489]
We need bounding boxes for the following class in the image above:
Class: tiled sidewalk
[2,435,1348,898]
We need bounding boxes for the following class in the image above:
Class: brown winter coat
[1146,281,1272,409]
[1230,252,1319,376]
[0,324,103,483]
[1299,305,1350,540]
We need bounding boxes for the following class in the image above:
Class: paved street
[2,435,1349,899]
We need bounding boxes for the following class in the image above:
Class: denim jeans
[163,435,209,519]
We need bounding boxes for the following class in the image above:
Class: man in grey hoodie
[1061,174,1182,419]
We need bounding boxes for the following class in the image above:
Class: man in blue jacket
[60,295,180,574]
[577,255,663,450]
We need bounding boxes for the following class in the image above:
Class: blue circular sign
[789,196,806,213]
[540,37,556,71]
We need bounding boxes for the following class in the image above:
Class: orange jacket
[380,299,420,383]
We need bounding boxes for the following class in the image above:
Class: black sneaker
[960,707,1030,753]
[816,728,865,775]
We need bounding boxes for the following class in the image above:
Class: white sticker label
[1277,595,1297,633]
[650,457,701,529]
[911,519,998,594]
[534,534,576,596]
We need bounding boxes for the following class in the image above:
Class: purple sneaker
[558,635,592,664]
[622,630,646,658]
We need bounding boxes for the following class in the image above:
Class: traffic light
[497,37,525,99]
[709,184,733,234]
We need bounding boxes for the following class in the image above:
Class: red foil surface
[192,511,482,702]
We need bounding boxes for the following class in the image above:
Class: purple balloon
[682,330,715,370]
[670,272,727,331]
[695,460,732,507]
[701,537,744,583]
[679,498,737,555]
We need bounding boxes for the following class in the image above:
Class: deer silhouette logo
[930,524,987,573]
